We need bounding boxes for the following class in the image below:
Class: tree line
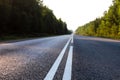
[76,0,120,39]
[0,0,70,37]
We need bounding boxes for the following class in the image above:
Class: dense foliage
[76,0,120,39]
[0,0,70,37]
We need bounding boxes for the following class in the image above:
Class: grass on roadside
[0,34,56,42]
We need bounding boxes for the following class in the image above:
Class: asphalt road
[0,35,71,80]
[0,35,120,80]
[73,35,120,80]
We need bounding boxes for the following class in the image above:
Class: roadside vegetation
[76,0,120,39]
[0,0,71,41]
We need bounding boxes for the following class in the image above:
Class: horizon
[43,0,113,31]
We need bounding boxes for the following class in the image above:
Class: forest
[76,0,120,39]
[0,0,70,39]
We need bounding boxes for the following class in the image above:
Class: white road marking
[62,46,73,80]
[71,35,73,44]
[44,38,71,80]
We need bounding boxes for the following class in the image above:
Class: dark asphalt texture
[1,35,120,80]
[0,35,70,80]
[73,35,120,80]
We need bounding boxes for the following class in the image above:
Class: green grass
[0,34,56,42]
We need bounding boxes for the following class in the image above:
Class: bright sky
[43,0,113,31]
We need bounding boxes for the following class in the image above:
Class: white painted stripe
[71,36,73,44]
[44,38,71,80]
[62,46,73,80]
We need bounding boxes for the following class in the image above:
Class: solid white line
[44,38,71,80]
[71,35,73,44]
[62,46,73,80]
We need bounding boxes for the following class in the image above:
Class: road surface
[73,35,120,80]
[0,35,120,80]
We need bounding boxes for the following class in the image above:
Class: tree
[76,0,120,39]
[0,0,70,37]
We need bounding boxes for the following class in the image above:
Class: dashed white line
[44,38,71,80]
[62,46,73,80]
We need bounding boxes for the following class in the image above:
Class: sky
[43,0,113,31]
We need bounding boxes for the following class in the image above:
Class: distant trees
[76,0,120,39]
[0,0,70,37]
